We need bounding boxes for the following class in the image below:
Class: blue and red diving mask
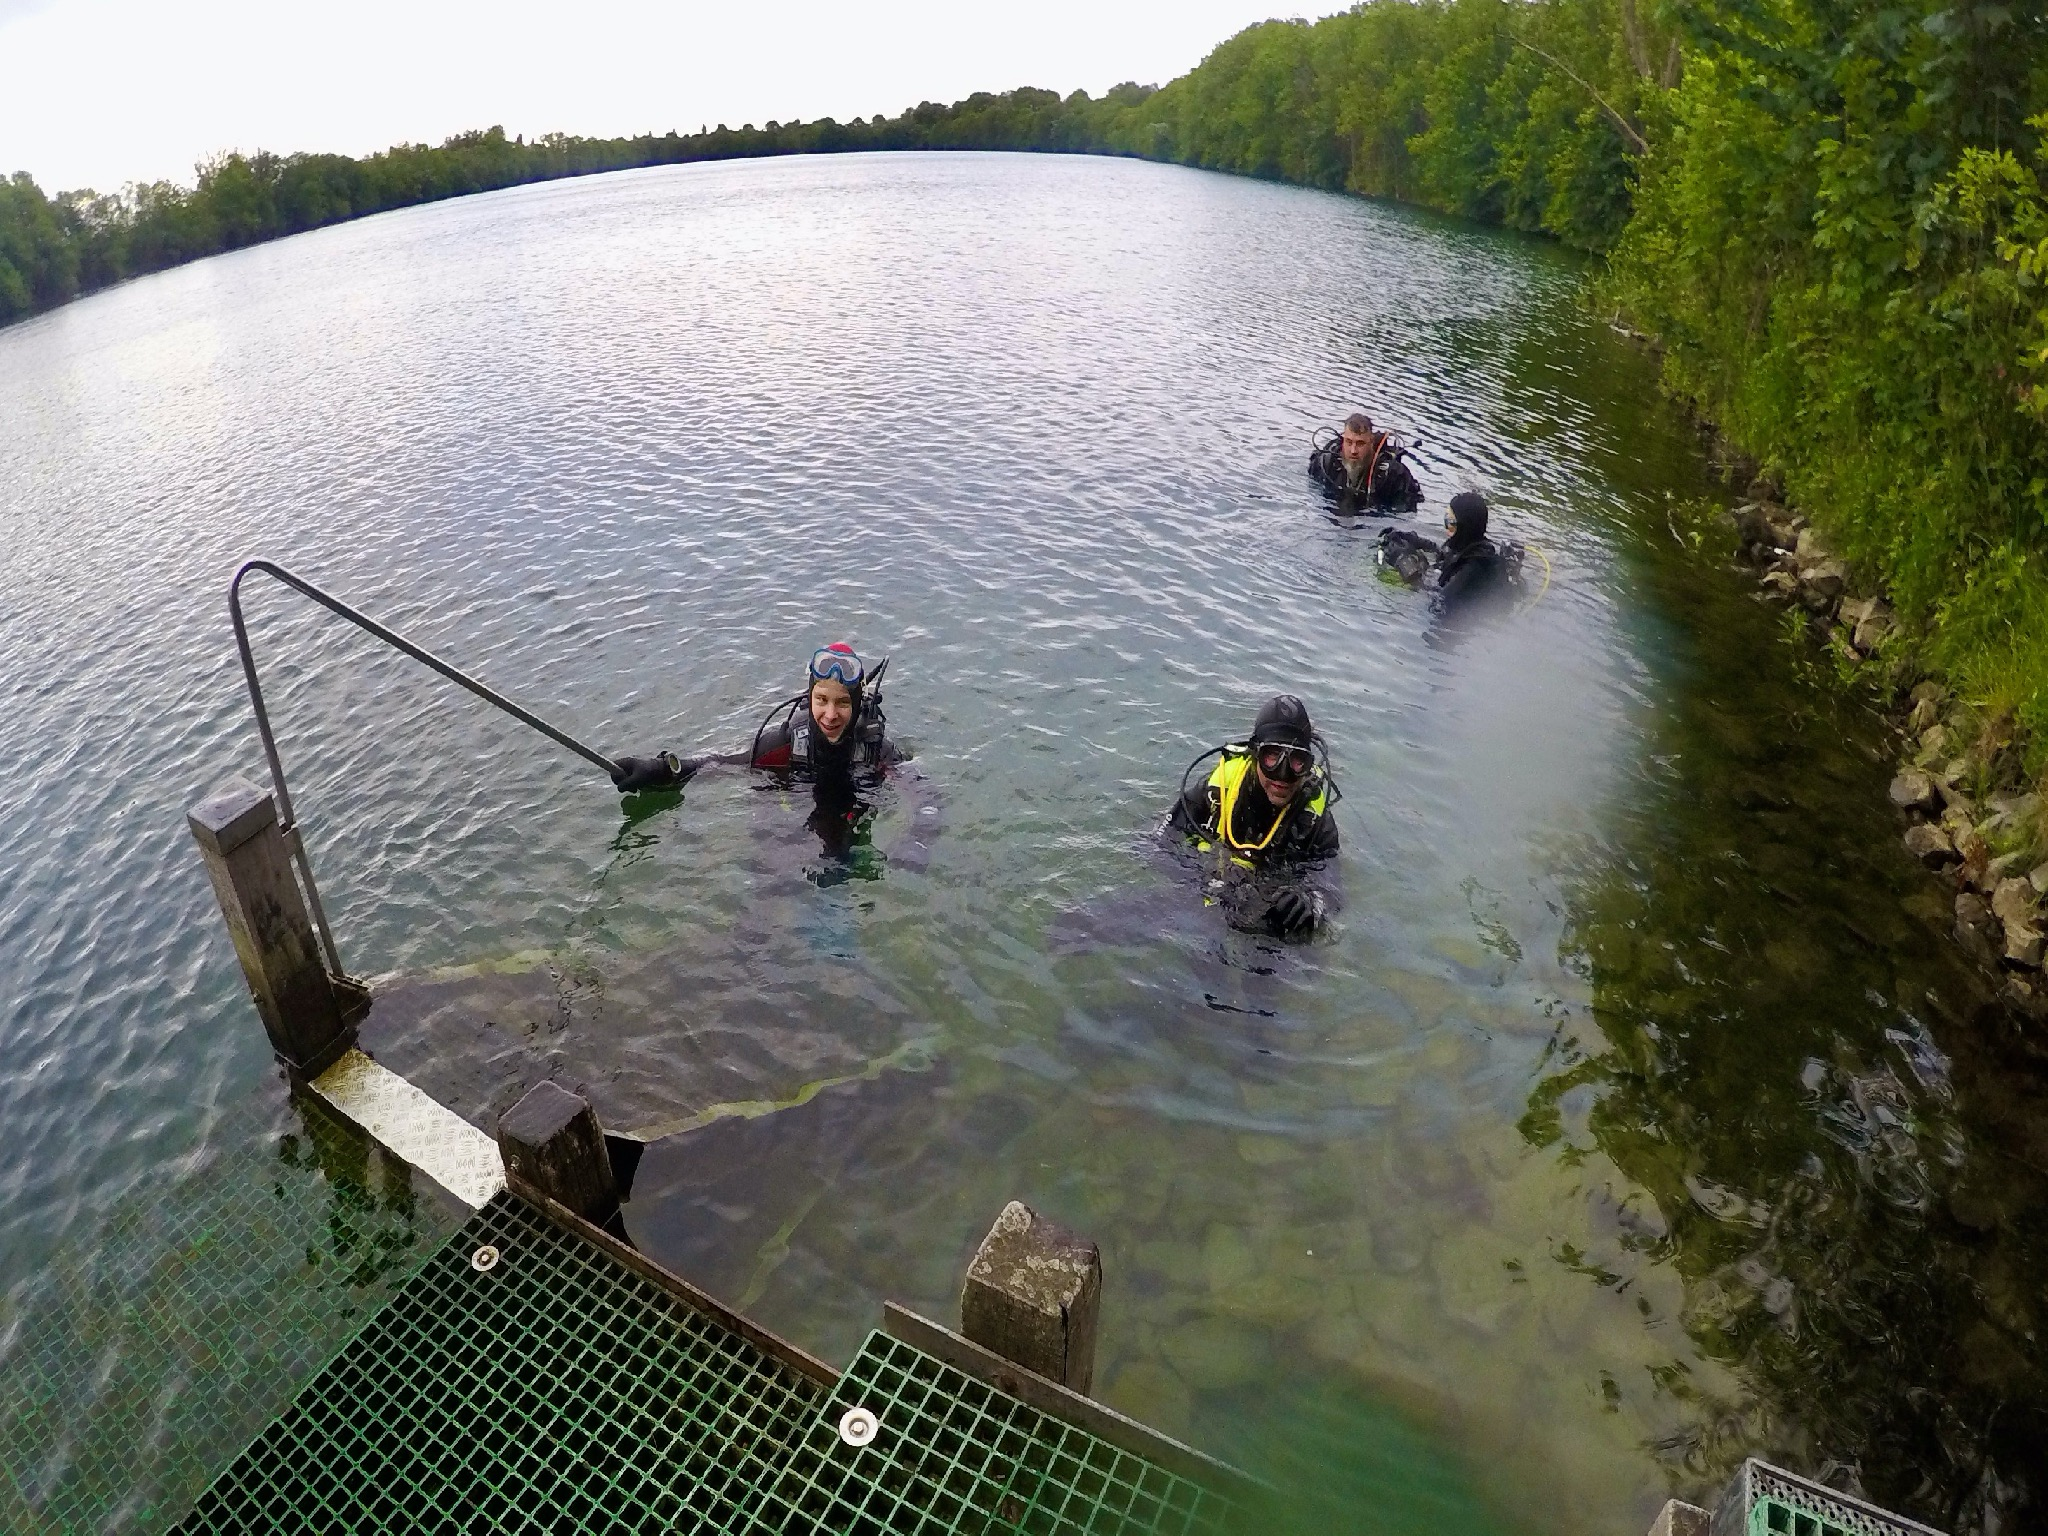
[809,643,865,688]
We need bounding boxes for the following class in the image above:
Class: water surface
[1,152,2041,1534]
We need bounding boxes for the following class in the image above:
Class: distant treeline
[0,1,1662,330]
[0,4,1654,333]
[0,95,1142,326]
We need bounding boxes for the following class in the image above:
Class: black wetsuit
[1168,756,1340,936]
[1309,436,1421,512]
[751,705,900,777]
[1432,536,1513,616]
[1378,528,1516,616]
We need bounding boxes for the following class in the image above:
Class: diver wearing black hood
[1168,694,1341,936]
[1376,491,1521,617]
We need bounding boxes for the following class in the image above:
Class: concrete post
[497,1081,618,1222]
[1648,1501,1708,1536]
[961,1201,1101,1395]
[188,777,352,1075]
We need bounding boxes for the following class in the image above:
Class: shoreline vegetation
[9,1,2048,929]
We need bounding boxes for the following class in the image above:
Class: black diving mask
[1256,744,1312,782]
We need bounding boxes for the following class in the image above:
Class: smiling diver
[609,642,901,792]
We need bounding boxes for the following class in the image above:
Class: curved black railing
[229,558,623,975]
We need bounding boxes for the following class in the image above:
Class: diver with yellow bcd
[1167,694,1341,938]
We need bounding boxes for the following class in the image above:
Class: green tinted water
[1,152,2041,1534]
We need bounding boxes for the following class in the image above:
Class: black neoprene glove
[610,752,696,792]
[1266,886,1319,936]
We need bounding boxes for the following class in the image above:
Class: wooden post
[1648,1501,1708,1536]
[961,1201,1101,1395]
[188,777,352,1075]
[497,1082,618,1222]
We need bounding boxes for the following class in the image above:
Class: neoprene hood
[1448,491,1489,545]
[1251,694,1314,751]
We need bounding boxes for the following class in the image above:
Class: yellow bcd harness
[1197,752,1328,868]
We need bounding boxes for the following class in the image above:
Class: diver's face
[1255,742,1311,806]
[1256,762,1299,806]
[809,680,854,742]
[1341,427,1372,464]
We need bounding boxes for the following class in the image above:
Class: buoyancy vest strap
[1205,752,1328,854]
[1211,754,1288,853]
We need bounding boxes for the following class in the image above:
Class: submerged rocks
[1727,485,2048,991]
[1903,824,1956,868]
[1889,771,1938,813]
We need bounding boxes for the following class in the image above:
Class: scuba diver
[609,642,929,876]
[609,642,900,791]
[1309,411,1421,514]
[1168,694,1341,939]
[746,642,900,776]
[1376,490,1523,621]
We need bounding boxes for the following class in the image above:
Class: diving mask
[1256,743,1312,782]
[809,644,865,687]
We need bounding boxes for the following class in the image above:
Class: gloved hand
[610,752,695,792]
[1266,886,1320,936]
[1377,528,1437,585]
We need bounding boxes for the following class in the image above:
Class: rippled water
[3,152,2044,1534]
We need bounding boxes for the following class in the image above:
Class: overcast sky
[0,0,1319,193]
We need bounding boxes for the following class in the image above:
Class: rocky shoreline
[1726,493,2048,1018]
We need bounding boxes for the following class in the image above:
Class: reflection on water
[1536,497,2048,1531]
[0,151,2042,1533]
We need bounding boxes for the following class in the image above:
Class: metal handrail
[229,558,624,976]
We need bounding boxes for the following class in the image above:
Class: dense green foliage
[1089,0,1664,252]
[1609,2,2048,750]
[10,0,2048,747]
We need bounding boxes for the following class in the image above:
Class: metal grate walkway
[752,1333,1230,1535]
[173,1193,1242,1534]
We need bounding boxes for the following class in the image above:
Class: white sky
[0,0,1319,194]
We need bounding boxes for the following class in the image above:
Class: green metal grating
[173,1191,826,1533]
[1713,1460,1945,1536]
[0,1087,463,1535]
[170,1185,1243,1534]
[744,1332,1240,1535]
